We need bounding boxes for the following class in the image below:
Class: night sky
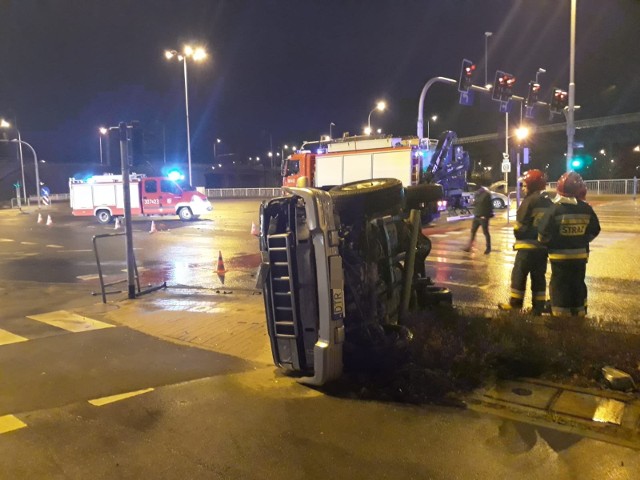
[1,0,639,170]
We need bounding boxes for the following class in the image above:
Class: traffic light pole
[566,0,577,172]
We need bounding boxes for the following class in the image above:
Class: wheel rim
[340,179,386,192]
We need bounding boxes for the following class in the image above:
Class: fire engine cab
[69,174,212,224]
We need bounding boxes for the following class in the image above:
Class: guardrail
[206,187,283,198]
[547,178,638,196]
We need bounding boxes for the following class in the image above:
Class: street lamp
[214,138,221,162]
[0,119,27,201]
[165,45,207,186]
[484,32,493,88]
[329,122,335,139]
[427,115,437,140]
[535,68,546,84]
[98,127,107,165]
[366,101,386,135]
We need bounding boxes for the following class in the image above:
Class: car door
[141,178,162,215]
[159,179,184,212]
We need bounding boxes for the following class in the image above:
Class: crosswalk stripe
[0,238,14,242]
[89,388,154,406]
[0,415,27,434]
[27,310,115,333]
[0,329,29,346]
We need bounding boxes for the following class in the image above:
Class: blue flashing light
[167,169,184,181]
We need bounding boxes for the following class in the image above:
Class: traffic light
[550,88,568,113]
[492,71,516,102]
[569,154,592,171]
[525,81,541,107]
[458,59,476,93]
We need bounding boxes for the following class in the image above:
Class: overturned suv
[258,179,452,386]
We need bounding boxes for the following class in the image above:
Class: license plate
[332,288,344,320]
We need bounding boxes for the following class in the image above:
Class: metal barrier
[206,187,283,198]
[547,178,638,196]
[92,232,166,303]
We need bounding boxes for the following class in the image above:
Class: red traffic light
[458,59,476,93]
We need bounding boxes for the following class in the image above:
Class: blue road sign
[459,90,475,106]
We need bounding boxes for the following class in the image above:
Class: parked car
[465,182,509,209]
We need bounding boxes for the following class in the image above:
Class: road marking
[0,238,14,242]
[20,241,38,245]
[0,329,29,346]
[0,415,27,434]
[429,233,449,238]
[62,249,93,253]
[45,244,64,249]
[77,274,100,281]
[27,310,115,333]
[89,388,154,406]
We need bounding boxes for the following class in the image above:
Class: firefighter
[498,169,553,314]
[463,185,493,254]
[537,172,600,317]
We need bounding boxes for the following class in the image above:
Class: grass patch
[334,306,640,405]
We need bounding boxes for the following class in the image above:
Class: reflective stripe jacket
[537,195,601,261]
[513,190,552,250]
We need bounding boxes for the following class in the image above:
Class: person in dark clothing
[537,172,601,317]
[463,185,493,254]
[498,169,553,314]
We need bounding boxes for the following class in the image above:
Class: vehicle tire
[178,207,194,221]
[96,210,112,224]
[415,279,453,307]
[492,197,505,209]
[329,178,403,222]
[404,183,443,210]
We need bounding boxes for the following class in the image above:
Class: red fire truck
[69,174,212,224]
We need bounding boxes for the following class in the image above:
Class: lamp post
[98,127,107,165]
[426,115,437,140]
[1,119,27,201]
[0,138,41,208]
[366,101,386,135]
[165,45,207,186]
[484,32,493,87]
[329,122,335,139]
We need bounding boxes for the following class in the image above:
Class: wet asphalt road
[1,197,639,324]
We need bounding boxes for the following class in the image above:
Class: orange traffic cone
[46,215,53,226]
[37,213,43,224]
[216,250,227,285]
[250,222,259,236]
[149,220,157,234]
[216,251,226,275]
[114,217,121,229]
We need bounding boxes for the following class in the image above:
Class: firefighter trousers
[509,249,548,310]
[549,260,587,316]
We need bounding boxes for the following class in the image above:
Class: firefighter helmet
[556,171,585,198]
[520,169,546,192]
[577,183,587,201]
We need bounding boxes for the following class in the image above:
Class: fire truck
[69,174,212,224]
[281,131,471,218]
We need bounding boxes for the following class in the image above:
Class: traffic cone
[114,217,121,229]
[46,215,53,226]
[216,251,226,285]
[250,221,259,236]
[37,213,43,224]
[149,221,157,234]
[216,251,226,275]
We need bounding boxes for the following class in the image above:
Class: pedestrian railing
[206,187,283,198]
[547,178,639,196]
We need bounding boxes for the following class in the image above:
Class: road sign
[501,162,511,173]
[459,90,475,106]
[499,100,513,113]
[502,152,510,161]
